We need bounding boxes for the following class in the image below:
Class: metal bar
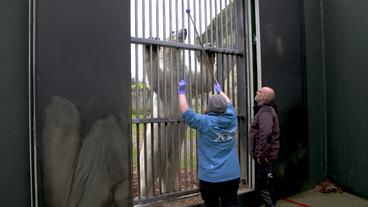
[169,0,174,115]
[133,189,199,205]
[164,122,169,193]
[220,0,224,49]
[142,0,145,38]
[151,122,155,195]
[149,0,152,37]
[231,55,235,104]
[234,0,238,49]
[245,0,255,189]
[215,0,219,47]
[254,0,262,86]
[136,124,141,198]
[210,0,213,44]
[171,122,175,191]
[177,122,182,191]
[143,123,148,197]
[230,0,234,49]
[163,1,167,118]
[131,37,244,55]
[158,123,162,194]
[200,54,204,113]
[156,0,159,38]
[232,55,236,107]
[187,12,219,84]
[226,54,230,95]
[29,0,37,205]
[149,42,155,196]
[176,0,178,41]
[225,0,229,48]
[134,5,140,196]
[204,0,208,44]
[157,48,161,118]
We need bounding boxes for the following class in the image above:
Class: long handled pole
[186,8,218,85]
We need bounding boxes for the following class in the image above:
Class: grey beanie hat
[207,94,227,114]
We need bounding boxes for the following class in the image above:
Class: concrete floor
[276,190,368,207]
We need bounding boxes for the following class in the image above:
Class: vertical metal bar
[176,0,179,41]
[215,0,219,47]
[134,0,139,199]
[209,0,213,44]
[232,55,236,107]
[226,54,230,95]
[231,55,235,105]
[134,0,140,198]
[236,0,248,186]
[220,0,224,48]
[142,4,147,119]
[136,124,141,198]
[148,0,155,190]
[171,122,175,191]
[184,0,190,190]
[200,54,204,113]
[149,0,152,37]
[230,0,234,49]
[177,121,182,191]
[234,0,238,49]
[163,0,166,41]
[225,0,229,48]
[164,122,169,193]
[151,122,155,195]
[254,0,262,86]
[155,0,160,115]
[204,0,208,44]
[29,0,37,205]
[142,0,145,38]
[158,122,162,194]
[143,123,148,197]
[170,0,174,115]
[163,1,167,119]
[245,0,255,188]
[191,0,197,182]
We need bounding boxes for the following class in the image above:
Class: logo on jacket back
[214,128,236,142]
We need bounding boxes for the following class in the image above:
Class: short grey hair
[207,94,227,114]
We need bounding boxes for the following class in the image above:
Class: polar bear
[138,28,217,197]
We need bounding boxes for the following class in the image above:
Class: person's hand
[178,80,186,95]
[215,82,222,94]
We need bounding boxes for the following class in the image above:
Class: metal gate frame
[129,0,256,205]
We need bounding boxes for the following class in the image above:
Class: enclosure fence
[130,0,247,205]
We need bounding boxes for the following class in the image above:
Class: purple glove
[215,82,222,94]
[178,80,186,95]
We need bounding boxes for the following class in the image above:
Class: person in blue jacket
[178,80,240,207]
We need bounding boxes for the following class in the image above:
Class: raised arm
[178,80,189,113]
[215,82,231,103]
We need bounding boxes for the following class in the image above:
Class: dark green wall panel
[0,0,30,206]
[259,0,310,197]
[324,0,368,198]
[303,0,327,187]
[35,0,132,206]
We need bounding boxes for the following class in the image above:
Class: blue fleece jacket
[182,103,240,183]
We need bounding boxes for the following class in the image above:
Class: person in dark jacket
[249,87,280,207]
[178,80,240,207]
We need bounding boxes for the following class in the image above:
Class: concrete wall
[0,0,30,206]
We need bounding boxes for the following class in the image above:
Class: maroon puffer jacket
[249,100,280,161]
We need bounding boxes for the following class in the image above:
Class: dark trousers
[199,178,240,207]
[255,162,276,207]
